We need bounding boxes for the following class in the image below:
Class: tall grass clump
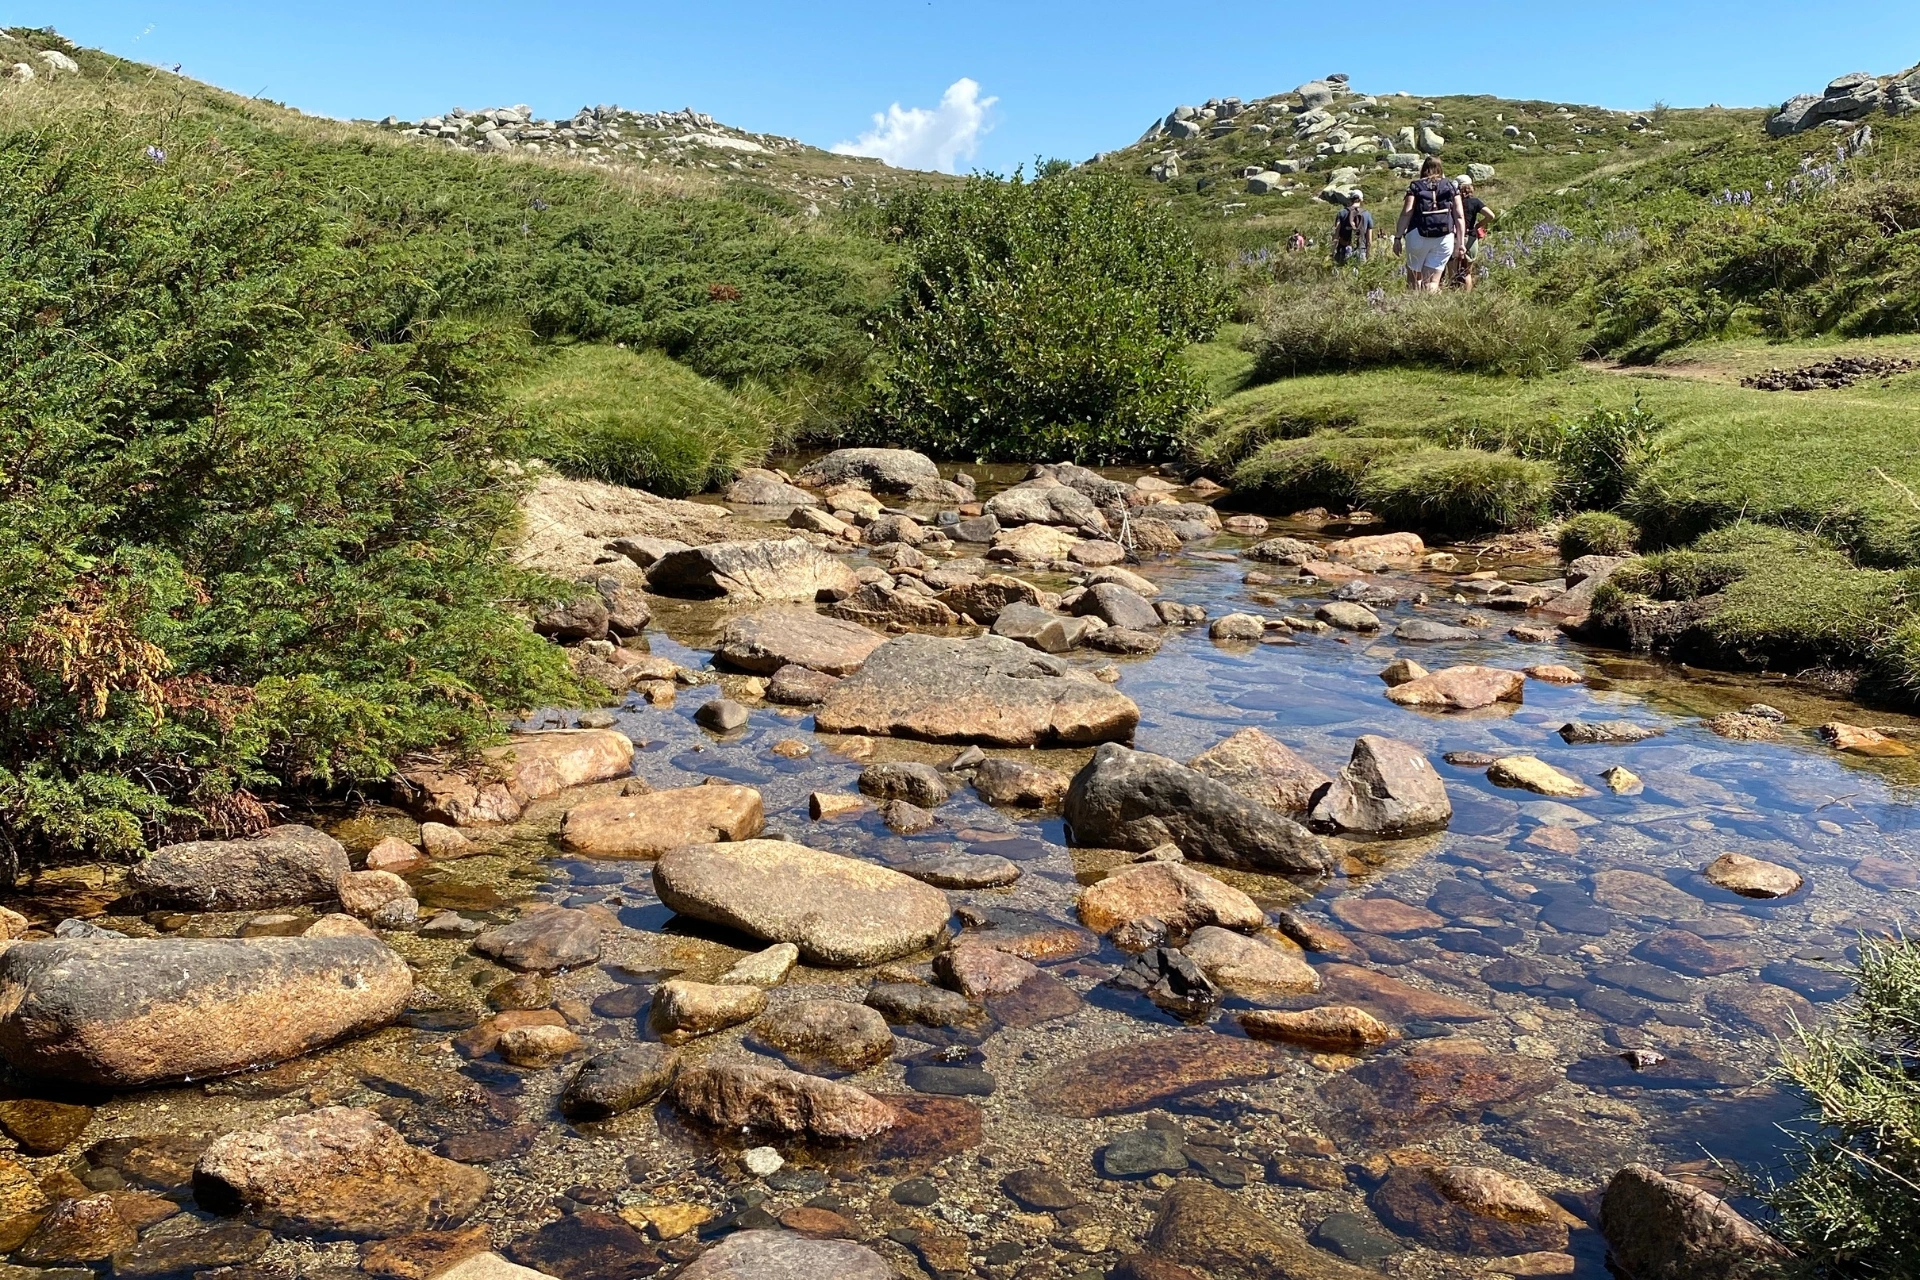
[1231,435,1422,510]
[1246,280,1583,380]
[1559,511,1640,560]
[862,169,1231,463]
[1555,396,1667,512]
[512,346,786,496]
[1767,936,1920,1279]
[0,108,580,879]
[1359,448,1557,537]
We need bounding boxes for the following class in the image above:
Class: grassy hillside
[1086,82,1769,262]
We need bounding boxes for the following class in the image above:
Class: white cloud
[832,78,996,173]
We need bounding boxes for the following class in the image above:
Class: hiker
[1334,194,1373,266]
[1392,156,1464,292]
[1451,175,1495,291]
[1289,230,1308,252]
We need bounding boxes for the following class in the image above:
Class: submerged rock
[1308,735,1452,836]
[129,825,348,911]
[677,1229,892,1280]
[816,633,1139,746]
[192,1106,488,1238]
[0,938,410,1088]
[1599,1163,1789,1279]
[472,908,602,972]
[1147,1181,1383,1279]
[654,840,950,966]
[1064,744,1328,873]
[753,1000,894,1074]
[1370,1164,1573,1256]
[561,1045,680,1119]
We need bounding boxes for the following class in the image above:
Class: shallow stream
[7,465,1920,1279]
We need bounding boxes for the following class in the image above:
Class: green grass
[1559,510,1639,558]
[1359,447,1556,536]
[511,345,783,497]
[1768,936,1920,1278]
[1246,282,1581,379]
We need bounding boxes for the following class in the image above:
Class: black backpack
[1334,205,1355,245]
[1410,177,1456,238]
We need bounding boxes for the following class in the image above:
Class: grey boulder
[129,825,349,911]
[1064,744,1328,874]
[1308,735,1451,836]
[1072,583,1161,631]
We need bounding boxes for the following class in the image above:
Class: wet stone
[0,1099,93,1155]
[505,1211,659,1280]
[864,983,983,1029]
[473,908,601,973]
[1002,1168,1082,1211]
[1593,962,1694,1003]
[1099,1127,1189,1178]
[561,1044,679,1120]
[752,1000,893,1075]
[1369,1164,1571,1256]
[900,852,1020,889]
[1634,930,1756,977]
[905,1064,995,1096]
[1706,983,1817,1038]
[1028,1036,1290,1118]
[1310,1212,1406,1262]
[1319,1051,1558,1138]
[1760,959,1852,1002]
[109,1223,274,1278]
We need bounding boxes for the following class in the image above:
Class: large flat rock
[129,825,348,911]
[646,538,859,602]
[0,938,411,1087]
[1029,1034,1291,1117]
[815,634,1139,746]
[654,840,951,966]
[714,609,885,676]
[679,1230,891,1280]
[559,785,764,857]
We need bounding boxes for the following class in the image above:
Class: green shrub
[1559,511,1640,560]
[1358,448,1558,537]
[1247,281,1582,380]
[0,109,579,877]
[1556,397,1666,512]
[862,170,1231,463]
[1768,937,1920,1278]
[513,345,784,496]
[1231,434,1422,510]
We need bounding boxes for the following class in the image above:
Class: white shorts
[1405,231,1455,273]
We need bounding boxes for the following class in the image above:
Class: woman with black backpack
[1392,156,1465,293]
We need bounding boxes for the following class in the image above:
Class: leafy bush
[1247,281,1583,380]
[862,170,1230,463]
[1559,511,1639,560]
[1556,397,1666,511]
[1359,448,1558,537]
[513,346,786,496]
[0,109,579,877]
[1231,435,1422,510]
[1768,937,1920,1278]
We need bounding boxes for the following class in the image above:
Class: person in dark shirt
[1333,194,1374,266]
[1451,176,1496,291]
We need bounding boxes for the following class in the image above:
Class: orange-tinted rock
[1318,963,1491,1022]
[1330,897,1443,937]
[1818,722,1912,757]
[1028,1035,1291,1117]
[559,785,765,858]
[1240,1005,1396,1053]
[1385,666,1525,711]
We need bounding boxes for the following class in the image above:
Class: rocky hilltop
[372,99,924,202]
[1768,64,1920,136]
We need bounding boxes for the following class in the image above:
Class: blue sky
[35,1,1920,173]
